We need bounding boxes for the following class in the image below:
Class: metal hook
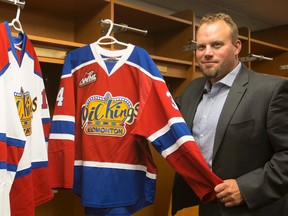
[0,0,25,9]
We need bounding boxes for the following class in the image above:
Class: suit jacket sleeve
[236,78,288,210]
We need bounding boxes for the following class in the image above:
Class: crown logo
[81,92,139,137]
[14,87,37,136]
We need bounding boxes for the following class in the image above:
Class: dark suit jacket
[172,64,288,216]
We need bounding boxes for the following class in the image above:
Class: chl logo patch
[81,92,139,137]
[78,70,97,87]
[14,87,37,136]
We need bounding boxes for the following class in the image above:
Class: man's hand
[214,179,245,207]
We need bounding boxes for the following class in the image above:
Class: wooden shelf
[114,1,192,35]
[4,0,194,72]
[22,34,194,67]
[38,57,64,65]
[250,38,288,56]
[151,55,192,66]
[12,33,85,64]
[28,35,85,48]
[1,1,287,216]
[24,0,110,17]
[30,35,84,64]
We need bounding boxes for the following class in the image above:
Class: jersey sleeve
[0,23,10,75]
[47,44,97,189]
[132,55,223,202]
[48,53,76,188]
[0,135,25,216]
[10,36,54,216]
[32,42,51,142]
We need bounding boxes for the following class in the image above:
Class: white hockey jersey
[0,22,53,216]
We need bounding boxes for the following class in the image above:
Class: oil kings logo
[14,87,37,136]
[81,92,139,137]
[78,70,97,87]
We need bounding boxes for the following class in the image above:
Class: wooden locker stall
[0,0,196,215]
[0,0,287,216]
[238,26,288,78]
[250,25,288,78]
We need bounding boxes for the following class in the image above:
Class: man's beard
[201,66,220,79]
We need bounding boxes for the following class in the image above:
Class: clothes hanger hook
[15,5,21,20]
[8,4,24,33]
[13,0,25,9]
[103,19,114,37]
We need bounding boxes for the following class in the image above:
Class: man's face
[196,20,241,84]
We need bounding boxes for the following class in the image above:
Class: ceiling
[129,0,288,32]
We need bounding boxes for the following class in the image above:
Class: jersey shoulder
[128,46,164,80]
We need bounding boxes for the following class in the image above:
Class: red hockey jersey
[48,43,223,215]
[0,22,54,216]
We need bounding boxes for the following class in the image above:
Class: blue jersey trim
[63,45,95,76]
[152,122,192,153]
[0,62,10,77]
[127,46,164,80]
[0,133,26,148]
[72,166,155,214]
[15,166,32,178]
[50,120,75,135]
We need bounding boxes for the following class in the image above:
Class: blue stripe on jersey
[63,45,95,76]
[15,162,48,179]
[72,166,155,210]
[7,163,17,172]
[7,137,26,148]
[42,117,51,124]
[0,133,6,141]
[26,49,34,62]
[6,24,26,65]
[0,62,10,76]
[34,69,42,78]
[26,48,33,58]
[0,133,25,148]
[0,163,17,172]
[0,162,17,172]
[84,197,150,216]
[15,166,32,178]
[50,120,75,135]
[32,161,48,169]
[0,161,7,170]
[152,122,192,153]
[127,46,164,80]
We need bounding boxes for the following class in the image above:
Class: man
[172,13,288,216]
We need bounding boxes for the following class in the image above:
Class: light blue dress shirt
[192,63,241,169]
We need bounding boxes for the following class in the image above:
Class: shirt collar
[219,62,241,87]
[204,62,241,91]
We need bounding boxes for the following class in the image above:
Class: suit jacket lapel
[212,66,249,158]
[187,85,205,130]
[179,78,206,131]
